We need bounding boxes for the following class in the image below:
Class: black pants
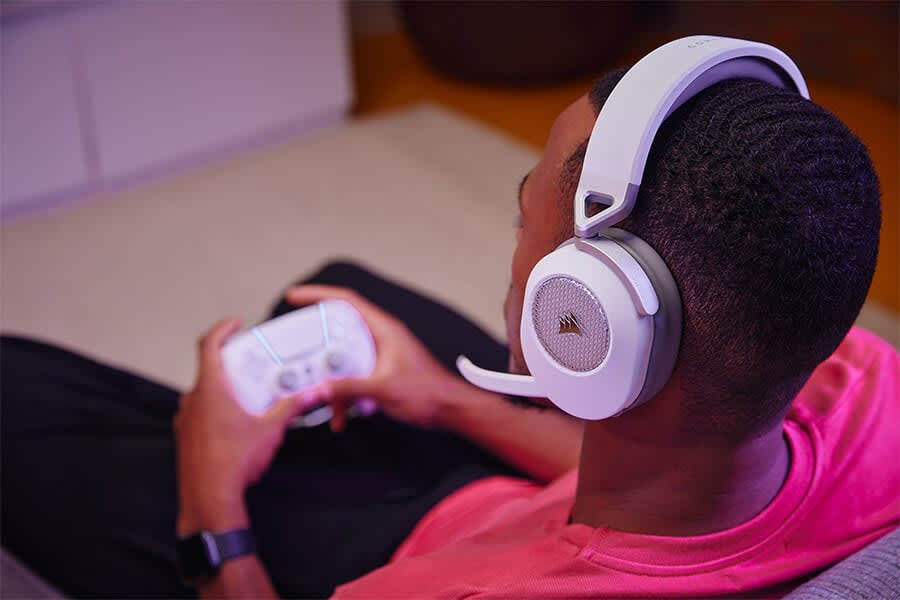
[1,262,515,599]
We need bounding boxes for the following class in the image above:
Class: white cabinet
[1,13,91,210]
[1,1,353,219]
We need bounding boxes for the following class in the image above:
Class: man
[174,66,899,597]
[3,64,898,598]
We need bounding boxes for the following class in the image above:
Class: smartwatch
[176,528,256,586]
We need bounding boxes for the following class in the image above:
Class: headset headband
[574,35,810,239]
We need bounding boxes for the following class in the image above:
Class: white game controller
[221,300,377,427]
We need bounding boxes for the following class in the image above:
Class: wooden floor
[352,32,899,315]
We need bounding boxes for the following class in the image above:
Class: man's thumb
[325,377,374,404]
[266,377,375,425]
[267,392,307,425]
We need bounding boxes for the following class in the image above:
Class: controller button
[277,370,300,391]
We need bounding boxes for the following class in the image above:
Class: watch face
[177,531,221,583]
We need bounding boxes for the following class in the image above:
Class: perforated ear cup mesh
[531,277,610,372]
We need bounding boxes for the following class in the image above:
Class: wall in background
[350,1,897,104]
[668,1,898,103]
[348,0,399,38]
[1,1,354,219]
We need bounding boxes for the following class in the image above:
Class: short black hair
[560,68,881,439]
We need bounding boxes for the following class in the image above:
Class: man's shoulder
[790,326,899,425]
[834,327,898,367]
[780,326,899,575]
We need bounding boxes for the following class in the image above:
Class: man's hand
[286,285,459,432]
[174,317,308,535]
[287,285,583,483]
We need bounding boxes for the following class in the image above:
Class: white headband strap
[574,35,810,239]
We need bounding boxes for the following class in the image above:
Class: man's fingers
[265,392,307,426]
[330,401,348,433]
[285,284,359,307]
[300,378,375,433]
[323,377,375,406]
[264,378,373,430]
[197,317,242,371]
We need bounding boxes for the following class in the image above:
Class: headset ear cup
[520,237,661,420]
[603,228,682,408]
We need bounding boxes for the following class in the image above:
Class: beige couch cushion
[0,104,537,389]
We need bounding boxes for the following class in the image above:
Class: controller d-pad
[242,350,269,383]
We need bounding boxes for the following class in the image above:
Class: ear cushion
[604,228,683,409]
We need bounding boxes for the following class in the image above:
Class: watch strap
[177,527,256,586]
[214,528,256,563]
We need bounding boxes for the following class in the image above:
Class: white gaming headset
[457,35,810,420]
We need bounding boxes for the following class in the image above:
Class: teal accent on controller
[252,327,283,366]
[319,303,330,346]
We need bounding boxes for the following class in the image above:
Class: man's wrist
[433,375,491,431]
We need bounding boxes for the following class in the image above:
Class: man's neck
[571,418,790,536]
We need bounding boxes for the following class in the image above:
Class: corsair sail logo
[558,312,583,336]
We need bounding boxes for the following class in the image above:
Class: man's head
[504,68,881,440]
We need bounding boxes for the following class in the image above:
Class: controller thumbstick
[326,350,346,373]
[277,370,300,391]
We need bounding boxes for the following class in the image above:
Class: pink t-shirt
[334,327,900,599]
